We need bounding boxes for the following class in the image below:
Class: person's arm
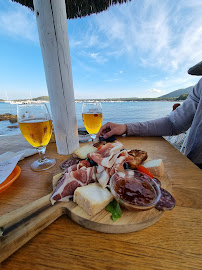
[97,79,201,139]
[127,79,201,137]
[126,117,177,136]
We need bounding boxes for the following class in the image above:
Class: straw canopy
[12,0,132,19]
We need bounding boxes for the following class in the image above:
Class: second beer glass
[82,102,102,141]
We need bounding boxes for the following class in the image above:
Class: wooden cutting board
[53,172,171,234]
[0,172,172,262]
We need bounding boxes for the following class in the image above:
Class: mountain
[159,86,193,98]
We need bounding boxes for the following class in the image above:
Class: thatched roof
[12,0,132,19]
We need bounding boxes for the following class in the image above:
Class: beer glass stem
[91,134,96,141]
[37,146,47,162]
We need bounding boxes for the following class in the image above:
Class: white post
[33,0,79,154]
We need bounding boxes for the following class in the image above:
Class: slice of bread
[73,144,97,159]
[143,159,164,177]
[74,183,113,216]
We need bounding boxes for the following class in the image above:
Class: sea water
[0,101,181,136]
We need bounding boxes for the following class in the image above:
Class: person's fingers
[97,122,112,137]
[103,129,115,139]
[96,126,105,137]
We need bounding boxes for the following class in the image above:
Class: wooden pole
[33,0,79,154]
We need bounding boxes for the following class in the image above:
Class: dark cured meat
[60,158,80,170]
[93,141,106,148]
[153,177,161,187]
[155,188,176,211]
[65,160,91,173]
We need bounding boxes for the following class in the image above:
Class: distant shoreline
[0,98,185,103]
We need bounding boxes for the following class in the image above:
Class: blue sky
[0,0,202,100]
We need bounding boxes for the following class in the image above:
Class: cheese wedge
[143,159,164,177]
[73,144,97,159]
[73,183,113,216]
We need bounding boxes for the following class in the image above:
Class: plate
[0,166,21,193]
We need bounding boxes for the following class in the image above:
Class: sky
[0,0,202,100]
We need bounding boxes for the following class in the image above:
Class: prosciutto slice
[109,150,134,176]
[96,165,111,188]
[96,150,134,188]
[50,166,96,204]
[88,141,123,168]
[65,160,91,173]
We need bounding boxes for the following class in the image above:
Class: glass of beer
[17,104,56,171]
[82,102,103,141]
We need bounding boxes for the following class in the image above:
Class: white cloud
[92,0,202,72]
[88,52,108,64]
[0,2,38,42]
[152,73,199,95]
[149,88,162,93]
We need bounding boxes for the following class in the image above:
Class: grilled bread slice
[143,159,164,177]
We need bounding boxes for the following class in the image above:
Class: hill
[159,86,193,98]
[32,96,49,101]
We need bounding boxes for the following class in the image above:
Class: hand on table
[97,122,127,139]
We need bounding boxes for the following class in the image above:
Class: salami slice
[155,188,176,211]
[153,177,161,187]
[60,158,80,170]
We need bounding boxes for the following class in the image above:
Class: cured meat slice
[93,141,106,148]
[50,166,96,204]
[88,141,123,168]
[65,163,78,173]
[109,150,134,176]
[96,165,111,188]
[128,150,148,169]
[153,177,161,187]
[60,158,80,170]
[65,160,91,173]
[155,188,176,211]
[96,150,134,189]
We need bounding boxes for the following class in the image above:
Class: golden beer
[82,113,103,134]
[19,119,52,148]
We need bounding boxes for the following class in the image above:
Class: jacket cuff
[126,123,140,136]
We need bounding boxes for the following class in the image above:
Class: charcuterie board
[52,171,172,233]
[0,170,172,262]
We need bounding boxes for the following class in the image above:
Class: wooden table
[0,136,202,270]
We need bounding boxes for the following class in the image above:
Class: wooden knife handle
[0,194,64,263]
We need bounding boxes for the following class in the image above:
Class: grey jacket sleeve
[126,79,201,137]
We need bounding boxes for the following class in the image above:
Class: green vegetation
[176,94,189,100]
[75,97,184,102]
[1,85,192,103]
[32,96,49,101]
[160,86,193,98]
[106,200,122,222]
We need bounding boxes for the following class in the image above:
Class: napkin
[0,149,38,184]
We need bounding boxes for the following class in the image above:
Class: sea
[0,101,181,136]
